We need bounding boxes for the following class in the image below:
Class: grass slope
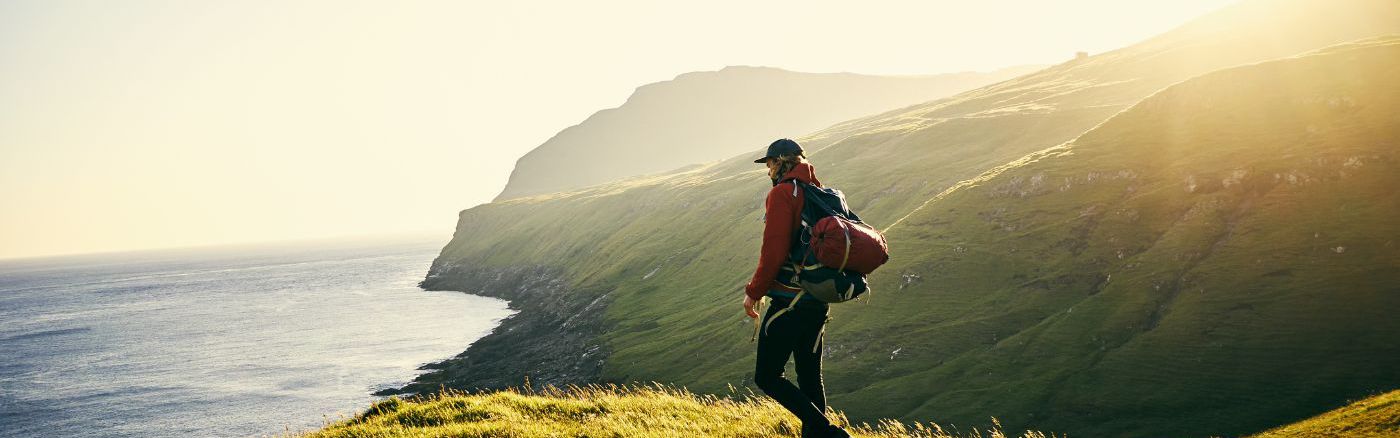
[1248,389,1400,438]
[416,1,1400,437]
[306,384,1050,438]
[848,37,1400,437]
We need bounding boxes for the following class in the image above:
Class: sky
[0,0,1237,260]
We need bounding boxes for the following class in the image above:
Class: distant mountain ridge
[407,1,1400,437]
[494,65,1044,201]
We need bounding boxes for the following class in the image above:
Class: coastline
[378,263,611,396]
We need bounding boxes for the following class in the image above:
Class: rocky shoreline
[376,262,610,396]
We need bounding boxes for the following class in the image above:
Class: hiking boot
[822,425,851,438]
[800,422,850,438]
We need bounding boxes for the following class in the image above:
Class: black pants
[754,295,831,430]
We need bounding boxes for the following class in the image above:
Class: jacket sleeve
[745,183,800,300]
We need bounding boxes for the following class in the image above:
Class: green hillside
[1248,389,1400,438]
[845,37,1400,437]
[405,1,1400,437]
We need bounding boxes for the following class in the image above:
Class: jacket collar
[774,161,821,187]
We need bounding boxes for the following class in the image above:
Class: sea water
[0,237,514,437]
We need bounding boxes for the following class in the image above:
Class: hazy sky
[0,0,1236,260]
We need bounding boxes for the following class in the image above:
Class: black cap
[753,138,804,163]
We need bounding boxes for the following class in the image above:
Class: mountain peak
[492,65,1043,201]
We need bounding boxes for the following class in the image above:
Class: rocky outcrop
[379,263,611,395]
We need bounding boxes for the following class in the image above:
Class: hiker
[743,138,851,438]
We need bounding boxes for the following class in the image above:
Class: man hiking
[743,138,851,438]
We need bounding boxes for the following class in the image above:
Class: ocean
[0,237,514,437]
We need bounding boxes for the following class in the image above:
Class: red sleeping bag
[809,215,889,274]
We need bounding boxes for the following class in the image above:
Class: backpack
[793,182,890,275]
[756,179,891,345]
[783,179,889,304]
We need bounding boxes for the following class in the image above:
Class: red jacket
[745,162,823,300]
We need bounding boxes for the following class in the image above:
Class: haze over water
[0,237,514,437]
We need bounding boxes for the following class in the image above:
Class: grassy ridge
[414,1,1400,437]
[305,387,1398,437]
[1248,389,1400,438]
[306,384,1050,438]
[495,65,1043,200]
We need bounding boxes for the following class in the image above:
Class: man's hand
[743,295,760,319]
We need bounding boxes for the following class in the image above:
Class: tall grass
[301,383,1052,438]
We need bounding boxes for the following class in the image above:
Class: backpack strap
[762,289,806,337]
[836,218,852,271]
[780,177,818,269]
[795,181,868,224]
[794,181,842,219]
[776,177,801,198]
